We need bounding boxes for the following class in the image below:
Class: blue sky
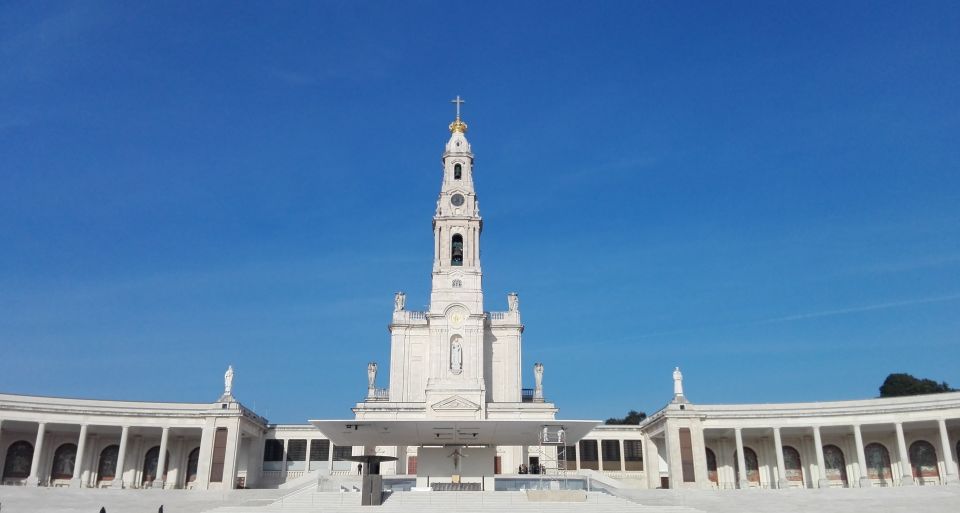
[1,1,958,423]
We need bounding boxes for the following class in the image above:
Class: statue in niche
[507,292,519,312]
[450,338,463,374]
[533,362,544,400]
[367,362,377,392]
[224,365,234,396]
[673,367,684,397]
[394,291,406,312]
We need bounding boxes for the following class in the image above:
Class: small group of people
[517,463,546,475]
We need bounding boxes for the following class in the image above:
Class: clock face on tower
[451,193,465,207]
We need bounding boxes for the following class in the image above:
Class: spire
[449,95,468,134]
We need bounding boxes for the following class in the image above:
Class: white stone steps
[202,490,705,513]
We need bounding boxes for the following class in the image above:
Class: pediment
[431,396,480,412]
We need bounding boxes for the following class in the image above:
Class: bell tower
[430,96,484,315]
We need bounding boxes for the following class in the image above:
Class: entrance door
[529,457,540,474]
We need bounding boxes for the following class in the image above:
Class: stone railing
[393,310,427,323]
[366,388,389,401]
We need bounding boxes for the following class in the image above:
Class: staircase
[203,490,705,512]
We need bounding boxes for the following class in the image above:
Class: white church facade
[1,104,959,493]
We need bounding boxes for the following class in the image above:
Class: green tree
[879,373,956,397]
[605,410,647,425]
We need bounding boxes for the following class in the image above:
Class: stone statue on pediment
[673,367,683,397]
[224,365,234,396]
[394,291,406,311]
[367,362,377,393]
[533,362,544,400]
[508,292,519,312]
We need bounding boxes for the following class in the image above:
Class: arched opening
[909,440,939,483]
[97,445,120,484]
[705,447,718,484]
[822,444,848,485]
[733,447,760,484]
[2,441,34,481]
[864,442,892,485]
[185,447,200,485]
[454,163,462,180]
[451,234,463,266]
[783,446,803,483]
[141,446,169,487]
[50,443,77,481]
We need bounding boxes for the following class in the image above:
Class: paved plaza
[2,485,960,513]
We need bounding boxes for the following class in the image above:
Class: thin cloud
[624,293,960,342]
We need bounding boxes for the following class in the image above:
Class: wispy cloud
[622,293,960,342]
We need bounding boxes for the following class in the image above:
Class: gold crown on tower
[449,118,468,134]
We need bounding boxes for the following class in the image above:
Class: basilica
[1,104,958,495]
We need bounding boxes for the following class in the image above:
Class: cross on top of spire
[451,95,465,120]
[448,95,468,134]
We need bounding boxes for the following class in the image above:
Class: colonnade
[707,419,958,489]
[0,419,247,490]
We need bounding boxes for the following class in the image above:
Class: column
[282,437,289,477]
[853,424,870,488]
[773,428,787,489]
[111,426,130,488]
[734,428,746,488]
[691,426,710,489]
[812,426,828,488]
[71,424,89,488]
[194,425,215,489]
[644,436,659,489]
[153,427,170,489]
[0,419,6,479]
[304,438,312,472]
[26,422,46,486]
[575,437,582,472]
[938,419,957,485]
[619,439,626,473]
[221,425,241,489]
[895,422,914,486]
[327,439,334,471]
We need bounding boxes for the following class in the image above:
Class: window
[733,447,760,483]
[822,444,847,482]
[451,234,463,266]
[210,427,228,483]
[333,445,353,461]
[864,443,892,480]
[783,446,803,482]
[705,448,718,483]
[185,448,200,483]
[561,445,577,470]
[3,441,33,480]
[287,439,307,462]
[909,440,939,478]
[141,446,168,485]
[601,440,621,471]
[679,428,695,482]
[50,443,77,480]
[263,440,284,462]
[97,445,119,481]
[310,440,330,462]
[454,163,462,180]
[579,439,599,470]
[624,440,643,471]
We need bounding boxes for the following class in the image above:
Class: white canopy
[308,419,600,447]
